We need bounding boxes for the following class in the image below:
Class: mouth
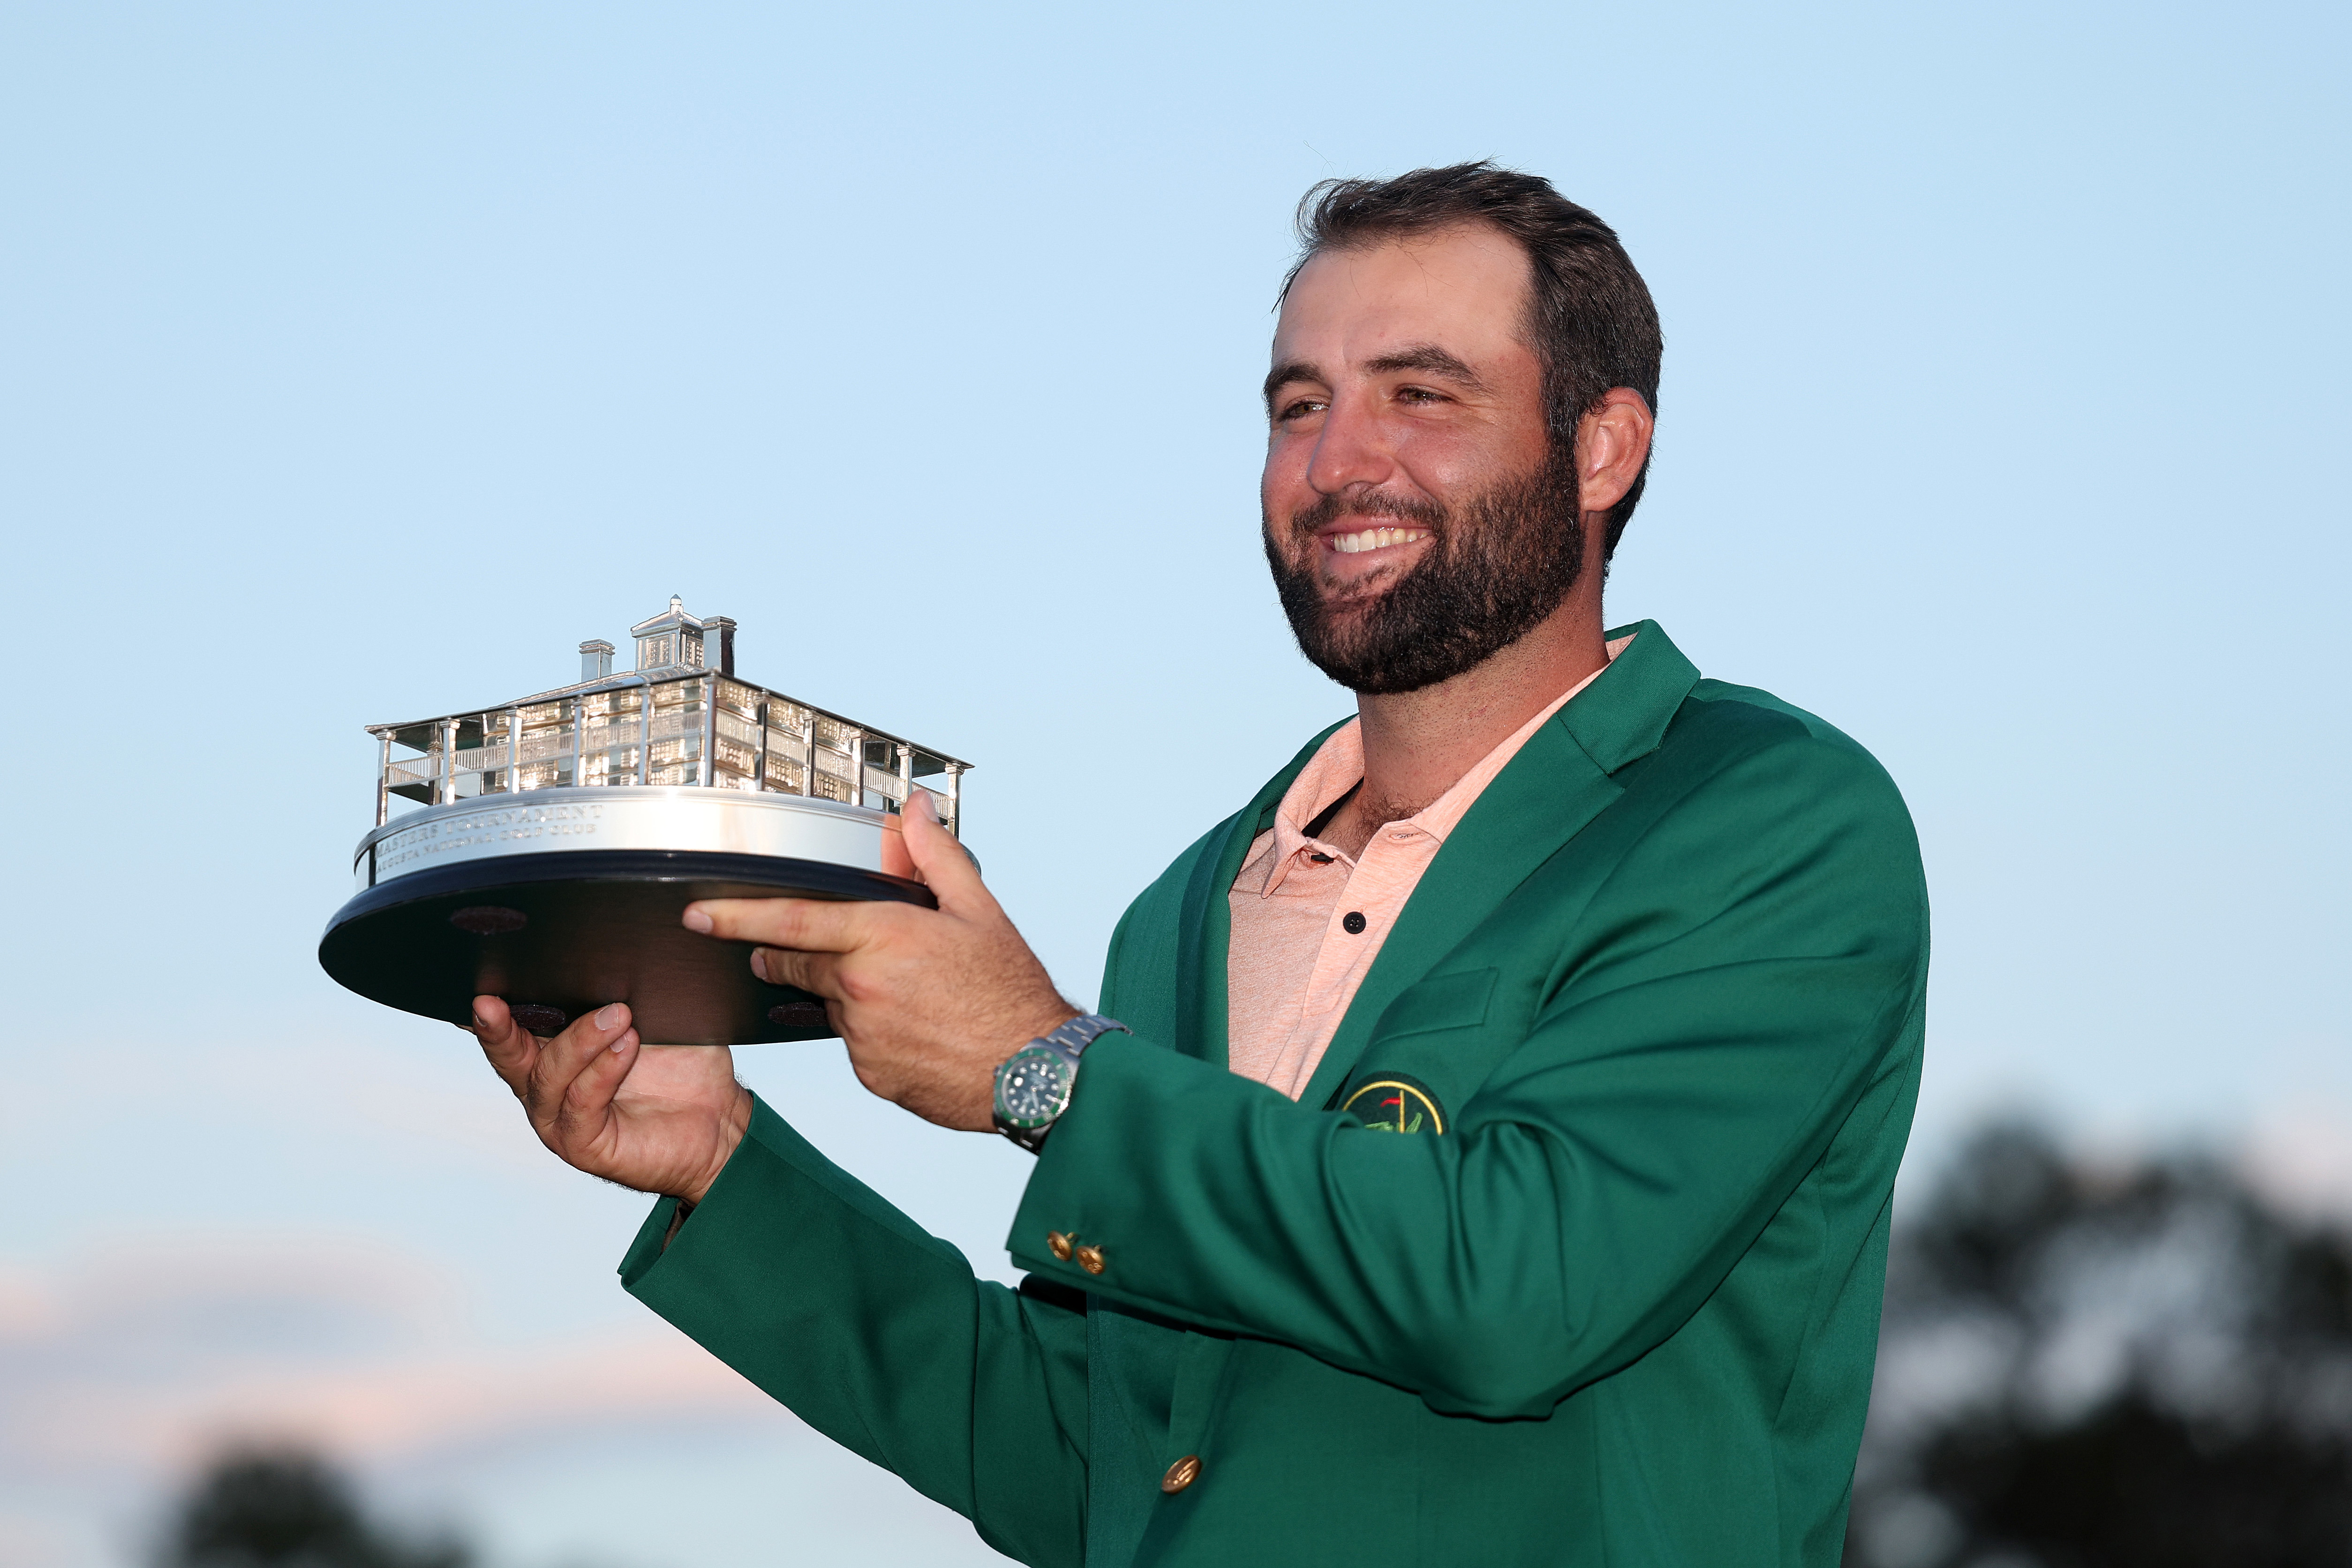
[1318,524,1432,556]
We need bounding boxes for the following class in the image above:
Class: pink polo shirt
[1225,635,1633,1098]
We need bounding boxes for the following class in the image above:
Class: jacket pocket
[1370,967,1498,1042]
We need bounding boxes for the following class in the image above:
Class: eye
[1276,396,1327,422]
[1396,385,1447,405]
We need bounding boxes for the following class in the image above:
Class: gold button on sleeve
[1074,1243,1106,1275]
[1047,1231,1073,1261]
[1161,1455,1201,1494]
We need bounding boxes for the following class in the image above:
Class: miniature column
[637,683,652,786]
[700,678,716,787]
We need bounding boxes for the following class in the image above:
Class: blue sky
[2,4,2345,1565]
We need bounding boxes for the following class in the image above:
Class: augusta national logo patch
[1342,1074,1447,1135]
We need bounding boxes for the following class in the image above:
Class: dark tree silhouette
[1846,1122,2352,1568]
[158,1447,472,1568]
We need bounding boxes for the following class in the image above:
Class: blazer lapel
[1296,621,1701,1110]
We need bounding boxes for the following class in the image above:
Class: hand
[683,792,1076,1132]
[472,996,753,1204]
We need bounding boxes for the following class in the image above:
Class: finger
[901,790,997,914]
[472,995,540,1095]
[525,1002,635,1134]
[554,1022,641,1142]
[682,896,875,952]
[752,945,844,1000]
[879,816,918,881]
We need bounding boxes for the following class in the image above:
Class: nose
[1304,392,1397,498]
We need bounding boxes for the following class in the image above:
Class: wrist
[675,1084,754,1206]
[1006,1005,1084,1068]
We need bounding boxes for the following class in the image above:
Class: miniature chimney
[579,639,615,682]
[707,616,737,677]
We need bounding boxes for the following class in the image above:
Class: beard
[1263,443,1585,695]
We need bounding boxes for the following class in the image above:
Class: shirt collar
[1257,633,1636,897]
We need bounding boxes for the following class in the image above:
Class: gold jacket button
[1047,1231,1073,1261]
[1074,1243,1106,1275]
[1161,1455,1201,1494]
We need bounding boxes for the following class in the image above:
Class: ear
[1574,389,1655,518]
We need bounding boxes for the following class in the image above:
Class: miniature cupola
[629,595,705,671]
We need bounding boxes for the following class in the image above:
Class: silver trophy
[319,596,969,1044]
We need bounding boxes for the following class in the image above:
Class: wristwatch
[993,1013,1130,1152]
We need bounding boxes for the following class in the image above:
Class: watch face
[996,1047,1072,1128]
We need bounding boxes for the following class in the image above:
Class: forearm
[623,1097,1086,1567]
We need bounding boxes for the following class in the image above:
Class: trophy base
[319,846,935,1046]
[323,786,936,1045]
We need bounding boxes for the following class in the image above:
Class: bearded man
[472,163,1928,1568]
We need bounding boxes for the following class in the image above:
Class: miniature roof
[367,594,971,769]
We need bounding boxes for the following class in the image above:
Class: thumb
[903,789,994,913]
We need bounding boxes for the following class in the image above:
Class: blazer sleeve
[620,1101,1089,1568]
[1007,730,1928,1420]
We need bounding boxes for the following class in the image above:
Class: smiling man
[472,163,1927,1568]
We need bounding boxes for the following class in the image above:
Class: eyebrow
[1364,344,1488,391]
[1262,343,1489,414]
[1263,360,1319,412]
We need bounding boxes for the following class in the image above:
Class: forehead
[1273,225,1535,369]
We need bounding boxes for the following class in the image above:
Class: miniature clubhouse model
[318,596,970,1045]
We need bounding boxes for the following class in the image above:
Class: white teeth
[1330,528,1426,554]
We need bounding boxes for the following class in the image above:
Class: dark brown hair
[1284,162,1664,557]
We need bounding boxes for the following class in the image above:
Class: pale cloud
[0,1231,999,1568]
[0,1235,770,1483]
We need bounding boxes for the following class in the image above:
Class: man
[473,163,1926,1567]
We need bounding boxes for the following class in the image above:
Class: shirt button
[1075,1244,1107,1275]
[1342,911,1367,934]
[1047,1231,1073,1261]
[1161,1455,1202,1494]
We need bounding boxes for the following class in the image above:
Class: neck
[1328,563,1607,858]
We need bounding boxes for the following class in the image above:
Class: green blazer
[620,622,1928,1568]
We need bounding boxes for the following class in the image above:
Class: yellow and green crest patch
[1342,1075,1447,1135]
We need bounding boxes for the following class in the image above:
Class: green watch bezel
[991,1013,1130,1152]
[994,1042,1076,1131]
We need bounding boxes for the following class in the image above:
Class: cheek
[1260,445,1311,521]
[1389,423,1516,499]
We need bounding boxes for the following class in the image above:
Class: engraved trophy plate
[318,597,969,1045]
